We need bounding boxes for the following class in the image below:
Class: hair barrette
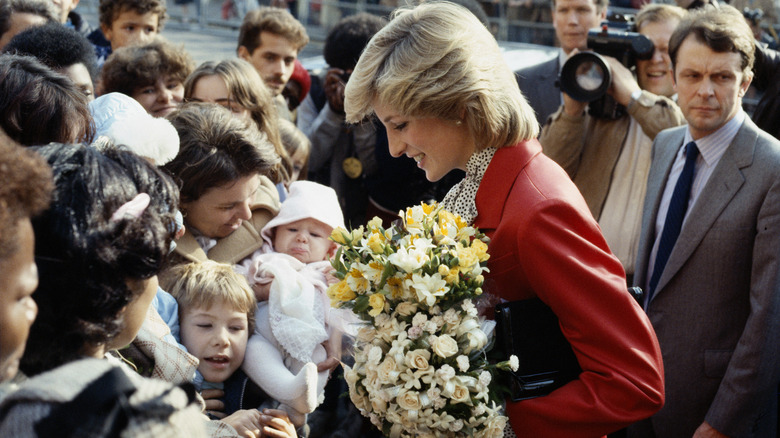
[110,193,151,223]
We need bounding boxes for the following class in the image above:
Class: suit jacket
[475,142,664,437]
[515,56,561,127]
[631,118,780,438]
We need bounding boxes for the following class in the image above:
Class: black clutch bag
[494,297,582,401]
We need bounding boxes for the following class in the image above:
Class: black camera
[558,14,654,119]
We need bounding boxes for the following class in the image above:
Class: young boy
[87,0,166,67]
[101,38,193,117]
[164,260,298,437]
[235,180,348,426]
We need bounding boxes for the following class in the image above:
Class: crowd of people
[0,0,778,437]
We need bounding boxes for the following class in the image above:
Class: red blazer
[474,141,664,437]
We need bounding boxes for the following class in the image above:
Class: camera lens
[558,52,611,102]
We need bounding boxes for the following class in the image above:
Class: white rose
[396,302,418,316]
[431,334,458,358]
[462,328,488,354]
[449,382,471,404]
[356,326,376,343]
[477,415,508,438]
[396,389,422,411]
[377,357,398,384]
[371,397,387,414]
[405,349,431,371]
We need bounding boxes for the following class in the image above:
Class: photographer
[540,3,686,282]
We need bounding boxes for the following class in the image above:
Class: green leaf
[353,294,370,313]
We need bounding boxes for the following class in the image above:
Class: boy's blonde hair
[162,260,257,332]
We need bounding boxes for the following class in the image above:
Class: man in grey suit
[515,0,606,127]
[631,5,780,438]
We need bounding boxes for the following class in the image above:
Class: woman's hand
[202,388,226,419]
[221,409,263,438]
[258,409,298,438]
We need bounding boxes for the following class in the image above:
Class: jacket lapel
[635,129,684,286]
[652,120,756,296]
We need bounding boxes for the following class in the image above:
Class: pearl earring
[455,120,463,126]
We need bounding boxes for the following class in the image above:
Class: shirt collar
[683,110,745,167]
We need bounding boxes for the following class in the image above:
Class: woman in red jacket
[343,3,665,437]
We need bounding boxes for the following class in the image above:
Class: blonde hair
[161,260,257,332]
[184,59,291,183]
[344,2,538,149]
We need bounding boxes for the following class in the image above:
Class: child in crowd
[3,22,98,100]
[278,118,310,183]
[88,0,166,67]
[163,260,298,437]
[235,181,347,426]
[101,38,194,118]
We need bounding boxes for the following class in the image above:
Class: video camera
[557,14,654,119]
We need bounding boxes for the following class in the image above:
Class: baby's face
[180,301,249,383]
[273,218,334,264]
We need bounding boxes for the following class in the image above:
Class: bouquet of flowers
[328,202,518,438]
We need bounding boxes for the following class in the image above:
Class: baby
[235,180,345,426]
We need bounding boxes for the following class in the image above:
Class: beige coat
[539,91,684,220]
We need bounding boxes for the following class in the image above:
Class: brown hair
[669,4,755,76]
[163,103,280,204]
[0,53,93,145]
[0,130,53,259]
[635,3,687,32]
[184,59,290,183]
[101,38,194,96]
[98,0,167,30]
[237,7,308,55]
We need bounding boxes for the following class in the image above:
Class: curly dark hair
[98,0,167,31]
[101,38,193,96]
[163,103,280,204]
[3,22,98,82]
[0,53,94,146]
[324,13,386,71]
[21,143,179,376]
[0,129,53,260]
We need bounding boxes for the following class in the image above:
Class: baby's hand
[322,266,339,286]
[252,282,272,302]
[221,409,262,438]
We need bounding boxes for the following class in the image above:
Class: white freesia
[388,246,428,273]
[406,273,449,307]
